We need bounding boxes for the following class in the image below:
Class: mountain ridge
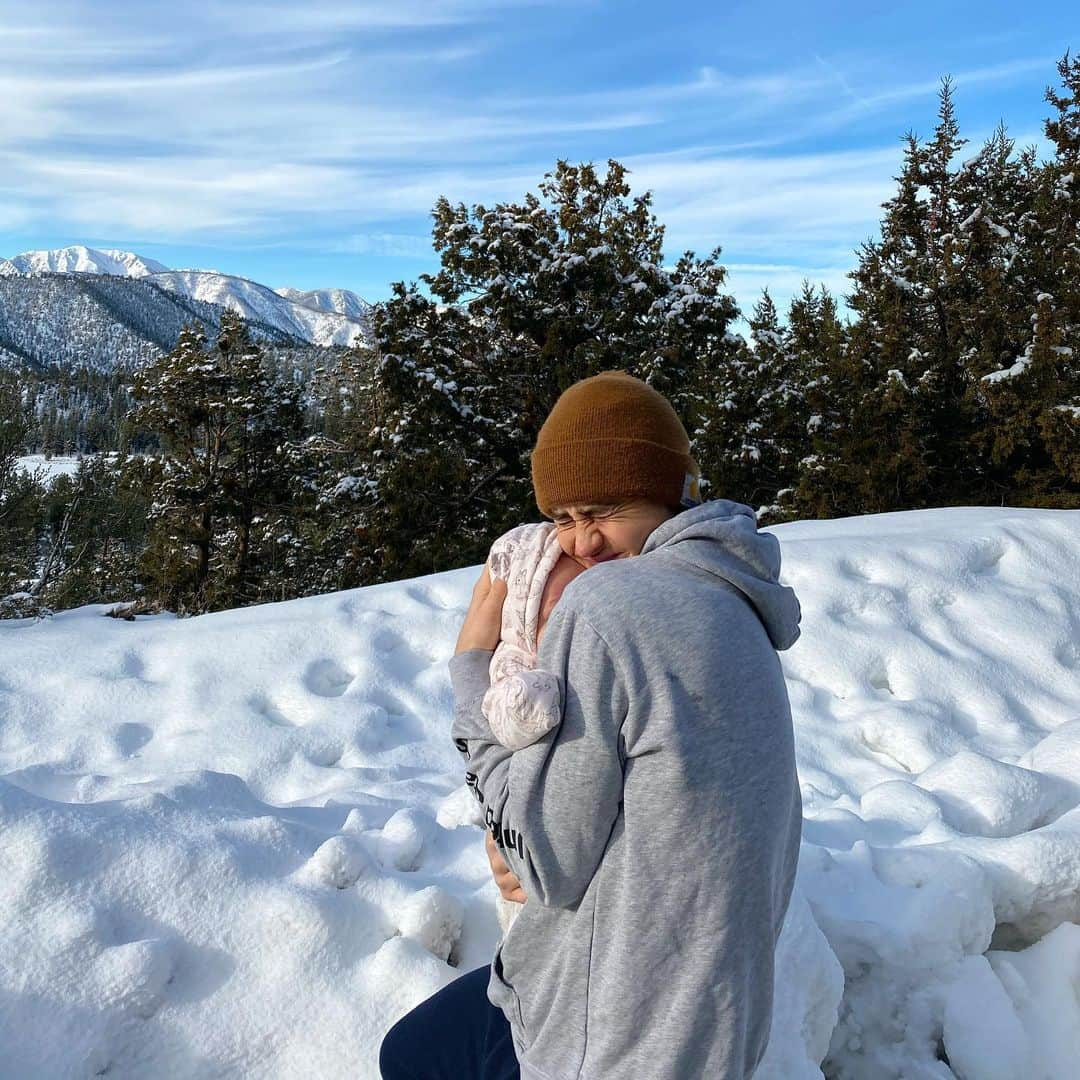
[4,246,372,350]
[0,272,301,373]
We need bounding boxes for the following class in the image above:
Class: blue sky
[1,1,1075,318]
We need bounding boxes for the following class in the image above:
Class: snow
[943,922,1080,1079]
[14,454,84,484]
[959,207,983,231]
[982,343,1033,384]
[0,507,1078,1078]
[2,248,370,348]
[275,287,370,322]
[9,245,168,278]
[149,270,369,348]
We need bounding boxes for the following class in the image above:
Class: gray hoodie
[450,500,803,1079]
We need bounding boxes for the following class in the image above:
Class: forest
[1,57,1077,618]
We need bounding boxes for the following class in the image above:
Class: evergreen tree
[0,377,44,613]
[802,81,1026,514]
[973,53,1080,505]
[131,315,304,610]
[336,160,741,583]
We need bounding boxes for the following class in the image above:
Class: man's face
[550,500,674,568]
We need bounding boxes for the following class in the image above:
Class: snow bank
[1,507,1077,1078]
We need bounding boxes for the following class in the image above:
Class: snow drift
[1,507,1078,1078]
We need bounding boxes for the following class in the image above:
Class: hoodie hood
[640,500,801,650]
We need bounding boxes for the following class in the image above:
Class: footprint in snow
[304,658,355,698]
[113,722,153,757]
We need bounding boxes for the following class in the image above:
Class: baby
[484,523,577,749]
[482,522,586,931]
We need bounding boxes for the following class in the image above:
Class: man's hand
[455,565,507,655]
[486,830,526,904]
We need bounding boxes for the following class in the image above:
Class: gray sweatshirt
[450,500,803,1080]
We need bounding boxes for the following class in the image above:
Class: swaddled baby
[483,522,585,749]
[483,522,585,932]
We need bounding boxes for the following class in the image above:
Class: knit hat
[530,371,698,517]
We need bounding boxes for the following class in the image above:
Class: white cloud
[0,0,1062,303]
[200,0,559,33]
[330,233,435,257]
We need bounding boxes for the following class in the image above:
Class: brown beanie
[531,371,696,517]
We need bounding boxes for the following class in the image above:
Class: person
[380,371,803,1080]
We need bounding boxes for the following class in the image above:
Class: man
[381,371,802,1079]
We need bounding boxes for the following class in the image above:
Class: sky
[1,0,1075,319]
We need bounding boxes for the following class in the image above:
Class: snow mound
[757,890,845,1079]
[0,507,1077,1077]
[915,750,1066,837]
[301,834,372,889]
[395,886,465,962]
[943,921,1080,1079]
[377,808,429,871]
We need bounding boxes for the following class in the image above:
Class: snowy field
[1,507,1078,1079]
[15,455,86,484]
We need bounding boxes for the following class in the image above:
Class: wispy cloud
[201,0,557,33]
[0,0,1068,303]
[330,233,436,257]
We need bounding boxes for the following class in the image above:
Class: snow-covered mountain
[149,270,369,348]
[4,247,372,350]
[10,245,168,278]
[276,286,370,321]
[1,508,1079,1077]
[0,273,298,372]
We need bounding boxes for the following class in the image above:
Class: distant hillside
[0,273,295,372]
[276,286,371,321]
[4,247,372,351]
[149,270,369,348]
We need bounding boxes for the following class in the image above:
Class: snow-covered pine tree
[807,81,1016,514]
[974,53,1080,506]
[29,455,150,612]
[747,288,813,519]
[341,160,741,583]
[0,376,44,615]
[805,124,931,515]
[689,289,806,517]
[789,285,865,519]
[131,314,303,611]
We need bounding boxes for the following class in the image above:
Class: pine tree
[973,54,1080,505]
[336,160,741,583]
[0,377,42,613]
[131,315,304,610]
[806,81,1009,514]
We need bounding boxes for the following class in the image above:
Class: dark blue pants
[379,964,520,1079]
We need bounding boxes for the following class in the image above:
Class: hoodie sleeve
[449,606,627,909]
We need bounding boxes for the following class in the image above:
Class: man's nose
[574,523,603,558]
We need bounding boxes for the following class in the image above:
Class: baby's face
[536,554,588,643]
